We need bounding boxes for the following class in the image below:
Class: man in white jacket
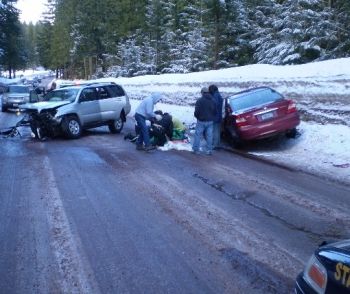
[134,92,162,151]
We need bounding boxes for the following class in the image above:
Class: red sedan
[223,87,300,147]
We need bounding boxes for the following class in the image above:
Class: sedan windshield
[9,86,30,94]
[229,88,283,112]
[44,88,79,102]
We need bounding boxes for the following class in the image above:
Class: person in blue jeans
[134,92,162,151]
[192,87,217,155]
[209,84,223,149]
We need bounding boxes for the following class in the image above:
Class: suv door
[99,85,125,121]
[78,87,101,124]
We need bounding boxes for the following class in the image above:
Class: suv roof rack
[83,81,116,86]
[58,81,116,89]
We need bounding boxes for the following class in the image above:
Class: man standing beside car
[209,84,223,149]
[134,92,162,151]
[192,87,217,155]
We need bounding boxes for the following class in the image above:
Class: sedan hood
[20,101,70,112]
[8,93,30,98]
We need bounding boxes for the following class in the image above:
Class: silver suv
[20,82,131,139]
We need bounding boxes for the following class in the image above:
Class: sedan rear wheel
[62,115,82,139]
[286,127,298,139]
[224,126,243,149]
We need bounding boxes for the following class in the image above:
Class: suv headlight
[303,254,327,294]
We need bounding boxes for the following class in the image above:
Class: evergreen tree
[216,0,254,67]
[0,0,26,77]
[16,0,350,76]
[327,0,350,58]
[22,23,39,69]
[179,1,209,71]
[251,0,338,64]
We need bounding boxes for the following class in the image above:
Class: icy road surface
[0,112,349,293]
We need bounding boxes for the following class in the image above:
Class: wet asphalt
[0,111,349,294]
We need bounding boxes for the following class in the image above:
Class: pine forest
[1,0,350,79]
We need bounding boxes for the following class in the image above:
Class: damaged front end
[25,108,62,140]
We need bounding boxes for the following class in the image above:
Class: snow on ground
[128,100,350,185]
[119,59,350,185]
[0,68,53,85]
[2,59,349,184]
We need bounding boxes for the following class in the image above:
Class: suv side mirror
[30,91,39,103]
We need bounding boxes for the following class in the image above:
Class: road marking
[42,157,100,294]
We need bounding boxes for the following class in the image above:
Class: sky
[16,0,47,24]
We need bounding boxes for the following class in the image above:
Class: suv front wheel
[108,118,124,134]
[62,115,82,139]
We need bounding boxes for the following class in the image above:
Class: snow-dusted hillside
[12,58,350,184]
[98,58,350,127]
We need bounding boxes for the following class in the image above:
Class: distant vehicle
[222,87,300,147]
[19,82,131,139]
[295,239,350,294]
[1,85,38,112]
[24,76,42,88]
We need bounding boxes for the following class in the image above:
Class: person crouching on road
[150,110,174,146]
[192,87,217,155]
[134,92,162,151]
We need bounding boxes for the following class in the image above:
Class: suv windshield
[44,88,79,102]
[228,88,283,112]
[8,86,30,94]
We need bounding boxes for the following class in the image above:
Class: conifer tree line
[1,0,350,79]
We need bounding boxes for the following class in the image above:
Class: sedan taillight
[287,100,297,113]
[235,114,248,127]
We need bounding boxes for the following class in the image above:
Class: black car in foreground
[295,239,350,294]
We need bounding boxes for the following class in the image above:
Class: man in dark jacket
[192,87,217,155]
[209,84,223,149]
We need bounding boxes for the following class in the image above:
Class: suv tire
[62,115,82,139]
[108,118,124,133]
